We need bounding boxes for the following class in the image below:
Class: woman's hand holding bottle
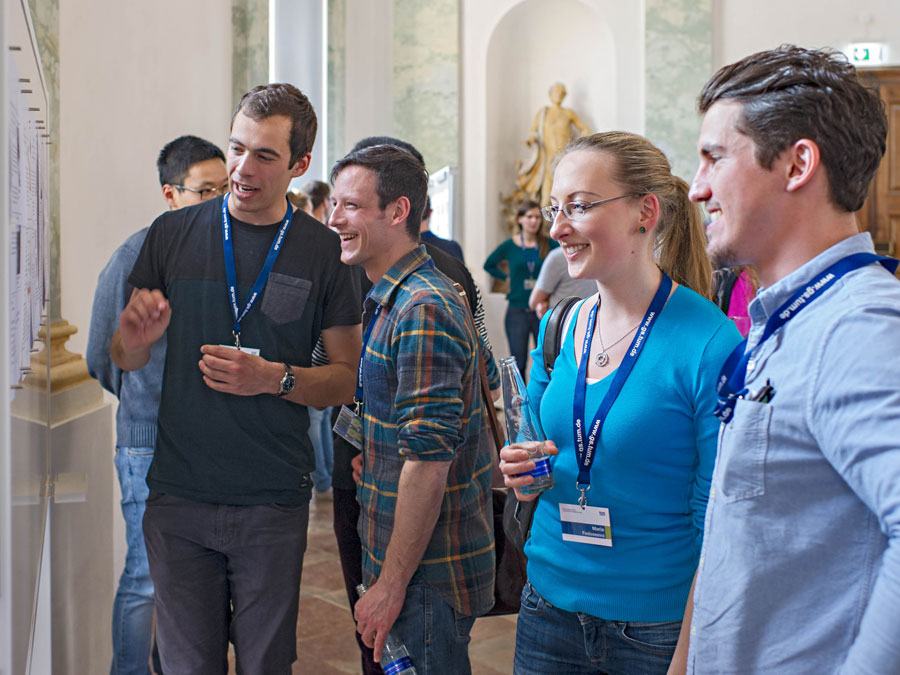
[499,440,558,501]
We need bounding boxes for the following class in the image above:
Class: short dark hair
[351,136,425,166]
[156,135,224,187]
[232,83,317,166]
[300,180,331,210]
[331,144,429,240]
[698,45,886,212]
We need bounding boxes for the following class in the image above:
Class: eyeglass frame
[541,193,642,222]
[173,183,230,200]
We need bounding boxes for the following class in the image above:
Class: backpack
[541,296,582,378]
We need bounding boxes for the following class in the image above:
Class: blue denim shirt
[688,233,900,674]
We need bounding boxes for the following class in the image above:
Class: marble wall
[392,0,459,171]
[327,0,346,170]
[644,0,713,182]
[327,0,459,173]
[27,0,59,320]
[232,0,269,108]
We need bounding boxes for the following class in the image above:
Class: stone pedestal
[12,320,115,674]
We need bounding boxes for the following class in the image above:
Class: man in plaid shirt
[330,143,495,674]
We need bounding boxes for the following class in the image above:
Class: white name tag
[559,503,612,546]
[524,278,536,290]
[218,343,261,356]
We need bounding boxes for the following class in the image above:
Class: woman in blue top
[500,132,742,675]
[484,200,558,379]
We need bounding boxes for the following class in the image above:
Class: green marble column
[644,0,712,182]
[392,0,459,171]
[232,0,269,108]
[327,0,346,169]
[27,0,59,320]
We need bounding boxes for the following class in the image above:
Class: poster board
[0,0,52,672]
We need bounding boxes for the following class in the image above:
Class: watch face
[280,365,295,395]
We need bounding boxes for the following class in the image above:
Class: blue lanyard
[221,194,293,347]
[520,240,539,278]
[354,257,436,410]
[572,272,671,506]
[353,304,382,411]
[714,252,898,423]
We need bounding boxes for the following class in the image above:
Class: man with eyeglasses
[87,134,227,675]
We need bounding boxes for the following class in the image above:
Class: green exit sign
[846,42,885,65]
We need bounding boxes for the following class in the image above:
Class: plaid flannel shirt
[358,246,495,617]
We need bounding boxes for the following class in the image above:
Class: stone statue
[516,83,591,207]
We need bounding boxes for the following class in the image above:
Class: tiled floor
[229,494,518,674]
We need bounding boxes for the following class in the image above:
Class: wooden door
[859,68,900,257]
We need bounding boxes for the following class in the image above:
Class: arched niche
[462,0,644,274]
[486,0,613,245]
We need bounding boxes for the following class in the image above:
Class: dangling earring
[639,226,647,233]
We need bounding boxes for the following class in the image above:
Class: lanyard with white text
[520,241,539,278]
[353,304,382,414]
[221,193,293,348]
[714,252,898,423]
[573,272,671,507]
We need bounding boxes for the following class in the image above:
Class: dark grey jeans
[143,492,309,675]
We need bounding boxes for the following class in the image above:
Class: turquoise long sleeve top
[524,285,741,621]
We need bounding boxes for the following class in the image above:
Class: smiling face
[548,150,646,282]
[227,111,310,225]
[329,165,400,280]
[690,101,785,269]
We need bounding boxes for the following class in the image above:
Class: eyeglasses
[174,183,230,200]
[541,194,640,222]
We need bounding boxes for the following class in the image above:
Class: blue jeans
[504,306,540,379]
[389,572,476,675]
[112,447,156,675]
[308,406,334,492]
[514,581,681,675]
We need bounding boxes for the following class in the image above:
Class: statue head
[549,82,567,105]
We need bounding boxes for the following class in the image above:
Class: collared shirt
[358,245,495,617]
[688,233,900,674]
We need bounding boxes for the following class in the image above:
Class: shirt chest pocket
[260,273,312,325]
[716,399,772,503]
[363,359,395,423]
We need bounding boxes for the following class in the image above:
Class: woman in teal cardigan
[484,200,558,379]
[500,133,742,675]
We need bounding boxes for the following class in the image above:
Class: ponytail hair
[516,199,552,259]
[565,132,712,297]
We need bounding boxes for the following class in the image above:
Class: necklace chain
[595,320,641,367]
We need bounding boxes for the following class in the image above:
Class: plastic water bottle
[355,584,417,674]
[499,356,554,494]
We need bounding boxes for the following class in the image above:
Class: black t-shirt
[129,196,361,505]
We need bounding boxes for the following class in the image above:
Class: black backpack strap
[711,267,739,312]
[542,296,581,378]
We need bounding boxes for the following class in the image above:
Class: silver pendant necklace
[595,321,641,367]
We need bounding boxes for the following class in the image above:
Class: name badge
[217,343,261,356]
[523,278,536,290]
[333,404,363,450]
[559,503,612,547]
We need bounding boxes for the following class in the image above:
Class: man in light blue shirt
[686,46,900,673]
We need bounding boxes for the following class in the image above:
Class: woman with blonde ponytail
[499,132,742,674]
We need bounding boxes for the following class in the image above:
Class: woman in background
[500,132,742,675]
[484,200,558,378]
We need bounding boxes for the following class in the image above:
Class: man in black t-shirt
[111,84,362,674]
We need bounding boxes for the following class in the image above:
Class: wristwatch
[276,363,295,397]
